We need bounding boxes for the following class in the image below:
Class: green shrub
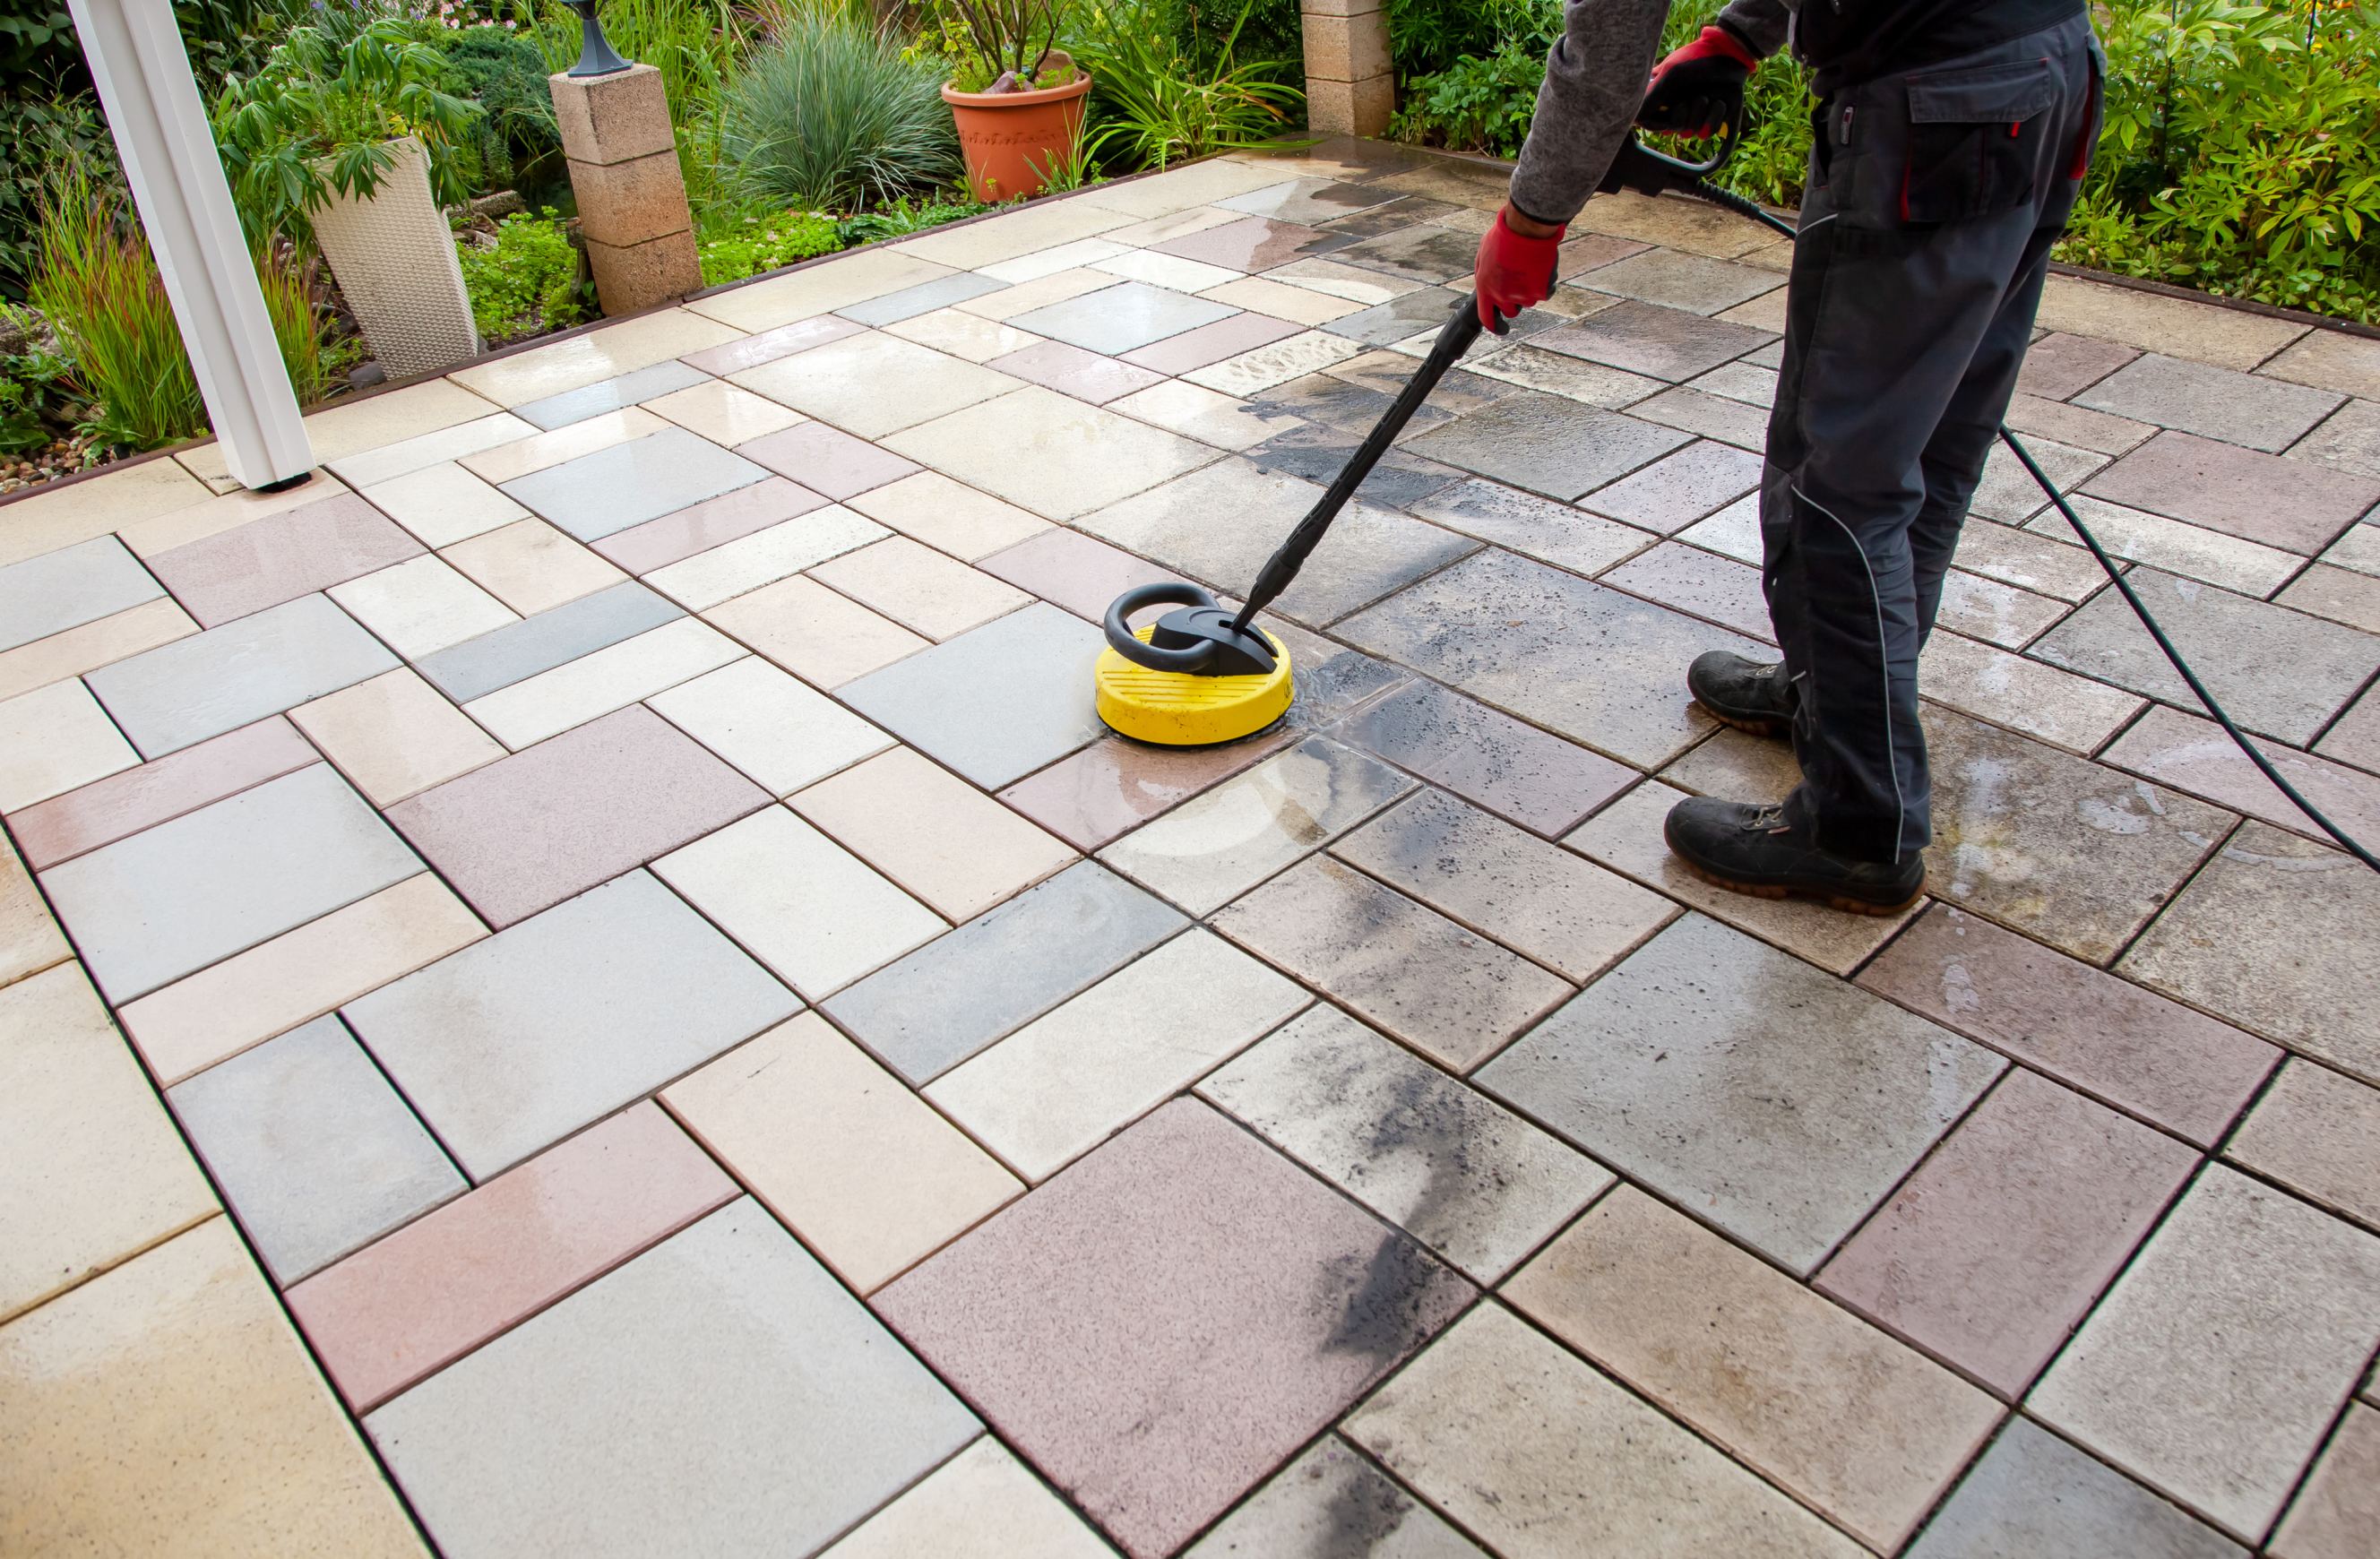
[1074,0,1302,170]
[440,26,560,192]
[837,194,999,245]
[1388,39,1546,159]
[696,205,844,285]
[720,9,961,211]
[0,324,72,457]
[457,210,589,343]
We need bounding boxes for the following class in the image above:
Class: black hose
[1694,177,2380,872]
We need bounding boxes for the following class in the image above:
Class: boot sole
[1691,699,1789,740]
[1674,855,1925,917]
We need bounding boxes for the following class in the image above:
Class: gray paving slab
[1477,913,2005,1274]
[1329,226,1482,285]
[1318,287,1468,346]
[1010,281,1238,357]
[500,426,770,541]
[1245,426,1464,509]
[366,1201,979,1558]
[512,359,714,431]
[413,581,681,703]
[83,593,400,757]
[344,871,799,1178]
[1402,392,1691,501]
[0,536,163,652]
[37,763,422,1002]
[1531,298,1774,382]
[167,1015,462,1283]
[1576,247,1782,316]
[1904,1417,2246,1559]
[837,271,1006,325]
[2081,431,2380,555]
[833,602,1107,788]
[1407,476,1656,575]
[1214,177,1407,226]
[824,861,1186,1083]
[1331,676,1637,836]
[2077,352,2344,454]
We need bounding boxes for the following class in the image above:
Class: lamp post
[563,0,633,78]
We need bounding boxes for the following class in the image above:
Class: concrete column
[1301,0,1393,139]
[550,64,702,314]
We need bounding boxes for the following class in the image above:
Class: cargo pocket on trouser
[1900,57,2057,223]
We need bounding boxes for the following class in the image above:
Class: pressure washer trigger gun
[1599,104,1748,197]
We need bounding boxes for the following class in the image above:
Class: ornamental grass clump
[719,6,961,211]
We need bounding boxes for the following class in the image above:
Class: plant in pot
[940,0,1091,202]
[212,18,487,378]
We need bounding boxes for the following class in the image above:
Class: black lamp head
[564,0,634,77]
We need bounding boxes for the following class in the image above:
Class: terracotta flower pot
[942,71,1094,203]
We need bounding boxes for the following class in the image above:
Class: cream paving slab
[0,1218,427,1557]
[892,199,1137,268]
[703,572,931,688]
[1948,516,2115,603]
[2262,328,2380,401]
[0,596,198,704]
[952,266,1116,322]
[0,963,218,1324]
[0,840,70,990]
[977,236,1132,284]
[2033,272,2307,371]
[927,929,1307,1183]
[447,307,742,406]
[664,1016,1022,1292]
[2029,1166,2380,1544]
[653,806,945,998]
[1082,156,1294,219]
[291,668,507,805]
[298,376,504,463]
[1195,273,1367,325]
[1507,1186,2001,1552]
[326,555,519,659]
[688,247,961,332]
[1202,1003,1611,1283]
[792,746,1075,923]
[359,461,530,548]
[2005,389,2160,456]
[1935,568,2070,648]
[731,331,1024,440]
[2226,1060,2380,1232]
[0,677,138,813]
[1343,1305,1863,1559]
[326,411,538,489]
[461,617,745,750]
[844,470,1052,561]
[455,407,668,487]
[1916,629,2147,754]
[1100,204,1246,247]
[118,873,485,1086]
[1109,378,1306,450]
[810,536,1033,640]
[0,456,211,568]
[821,1437,1114,1559]
[882,385,1220,521]
[642,378,805,445]
[1091,247,1243,293]
[439,517,629,616]
[646,656,892,796]
[642,506,888,611]
[2270,1402,2379,1559]
[1265,255,1428,306]
[884,306,1048,362]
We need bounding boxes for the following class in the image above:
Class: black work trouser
[1761,12,2101,862]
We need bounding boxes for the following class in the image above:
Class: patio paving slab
[1603,538,1772,639]
[413,580,678,703]
[512,359,711,432]
[1332,676,1637,836]
[84,592,399,757]
[366,1201,978,1559]
[703,572,929,687]
[2076,352,2343,453]
[987,338,1164,404]
[1917,630,2145,754]
[836,271,1006,326]
[833,601,1106,788]
[1328,226,1480,285]
[292,668,505,806]
[1936,568,2070,647]
[976,525,1181,624]
[2291,395,2380,479]
[2028,493,2300,595]
[1952,513,2114,600]
[1402,392,1689,501]
[1904,1417,2246,1559]
[844,470,1051,561]
[0,595,196,705]
[884,384,1219,521]
[1858,904,2276,1145]
[640,507,887,613]
[589,477,825,573]
[1530,297,1773,381]
[2028,1166,2380,1544]
[792,746,1073,923]
[167,1015,461,1284]
[1401,474,1651,575]
[1469,340,1669,407]
[823,1437,1114,1558]
[1577,246,1781,315]
[732,331,1022,440]
[1213,854,1572,1072]
[1970,434,2107,522]
[498,426,769,542]
[0,535,161,652]
[326,410,534,488]
[1246,426,1466,509]
[2277,558,2380,632]
[735,418,922,500]
[2081,430,2380,555]
[6,716,313,870]
[642,379,806,446]
[1343,1304,1861,1559]
[872,1098,1472,1559]
[436,517,626,616]
[645,656,890,795]
[2271,1403,2379,1559]
[927,929,1306,1184]
[1010,280,1238,356]
[1577,437,1763,531]
[824,860,1186,1083]
[1202,1003,1610,1282]
[328,556,516,659]
[2100,702,2380,845]
[1183,1435,1488,1559]
[1815,1068,2197,1398]
[2226,1060,2380,1232]
[0,679,137,813]
[1479,913,2003,1273]
[37,763,419,1003]
[2017,331,2141,399]
[345,871,798,1179]
[458,613,743,745]
[808,535,1030,640]
[1215,177,1402,226]
[1118,314,1306,376]
[1111,380,1306,453]
[1629,383,1771,448]
[456,409,667,488]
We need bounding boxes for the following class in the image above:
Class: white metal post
[65,0,315,489]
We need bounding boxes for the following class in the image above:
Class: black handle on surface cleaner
[1226,300,1485,637]
[1103,580,1279,676]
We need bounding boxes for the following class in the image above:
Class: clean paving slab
[4,714,315,870]
[0,535,163,652]
[499,426,769,542]
[880,385,1220,521]
[511,359,715,431]
[2224,1060,2380,1231]
[344,871,799,1178]
[366,1202,979,1559]
[735,419,923,500]
[438,516,628,616]
[822,1437,1115,1558]
[590,477,828,574]
[842,470,1052,562]
[824,860,1186,1083]
[2100,702,2380,846]
[166,1014,462,1284]
[832,602,1108,788]
[2029,493,2302,596]
[1903,1417,2246,1559]
[790,746,1074,924]
[636,508,889,613]
[730,331,1022,439]
[1579,438,1764,531]
[2081,430,2380,555]
[1478,914,2005,1273]
[291,667,506,806]
[36,763,422,1003]
[412,581,682,704]
[1008,280,1239,357]
[1576,246,1782,315]
[806,535,1031,640]
[0,679,138,813]
[835,270,1007,325]
[645,656,892,795]
[83,592,400,757]
[996,727,1294,853]
[327,555,518,659]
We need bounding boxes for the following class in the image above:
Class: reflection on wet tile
[997,730,1290,852]
[1330,226,1481,285]
[736,419,923,501]
[1408,477,1655,576]
[835,603,1107,788]
[731,331,1021,439]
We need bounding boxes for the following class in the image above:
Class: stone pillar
[550,64,702,315]
[1301,0,1393,138]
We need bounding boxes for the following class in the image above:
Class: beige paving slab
[291,668,508,805]
[1091,247,1242,293]
[0,963,218,1323]
[1918,630,2146,754]
[2271,1401,2379,1559]
[440,517,630,616]
[448,308,742,406]
[118,872,486,1086]
[688,247,959,332]
[2005,390,2159,456]
[703,573,931,688]
[2029,1165,2380,1543]
[893,200,1137,268]
[1196,274,1366,326]
[927,929,1307,1183]
[1508,1186,2003,1552]
[0,457,211,567]
[642,506,888,611]
[1074,157,1289,219]
[116,469,358,558]
[1344,1304,1863,1559]
[2034,274,2307,372]
[952,267,1115,323]
[647,657,892,796]
[732,332,1023,440]
[0,597,198,703]
[0,1218,427,1556]
[810,536,1031,641]
[2225,1060,2380,1231]
[2100,702,2380,847]
[1100,204,1243,247]
[2260,328,2380,401]
[327,556,519,659]
[793,746,1075,922]
[455,407,668,487]
[663,1012,1022,1293]
[0,677,139,813]
[881,385,1220,521]
[643,379,805,445]
[360,461,529,548]
[461,618,745,750]
[300,377,505,463]
[822,1436,1113,1559]
[653,805,944,999]
[1109,378,1306,451]
[0,839,70,990]
[844,471,1052,562]
[2030,494,2304,597]
[1184,330,1371,397]
[884,306,1048,362]
[326,412,539,489]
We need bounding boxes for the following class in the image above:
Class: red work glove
[1474,206,1565,333]
[1640,24,1756,136]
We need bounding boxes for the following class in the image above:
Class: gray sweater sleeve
[1507,0,1791,225]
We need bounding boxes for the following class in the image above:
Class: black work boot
[1663,794,1925,916]
[1687,651,1795,737]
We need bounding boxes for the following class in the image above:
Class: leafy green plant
[211,17,483,240]
[456,209,589,343]
[0,326,73,457]
[837,194,999,244]
[0,96,117,301]
[30,173,207,449]
[1388,39,1545,158]
[695,203,844,285]
[254,237,350,408]
[1074,0,1302,169]
[720,7,961,210]
[944,0,1076,89]
[1384,0,1551,79]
